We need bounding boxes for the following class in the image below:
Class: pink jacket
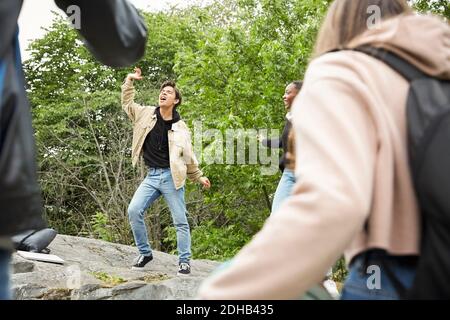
[198,14,450,299]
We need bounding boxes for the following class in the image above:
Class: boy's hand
[127,67,143,81]
[199,177,211,189]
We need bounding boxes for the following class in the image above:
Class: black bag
[355,46,450,299]
[54,0,148,68]
[12,228,57,253]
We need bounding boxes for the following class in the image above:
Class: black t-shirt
[143,107,180,168]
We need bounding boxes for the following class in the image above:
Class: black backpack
[12,228,57,253]
[355,46,450,299]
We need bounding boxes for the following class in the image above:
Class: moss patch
[139,273,171,283]
[90,271,127,287]
[37,288,72,300]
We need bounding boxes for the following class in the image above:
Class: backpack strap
[351,46,426,299]
[353,45,428,82]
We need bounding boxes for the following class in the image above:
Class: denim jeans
[271,169,296,214]
[341,250,417,300]
[0,249,11,300]
[128,168,191,263]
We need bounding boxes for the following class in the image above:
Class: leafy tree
[413,0,449,20]
[23,0,330,259]
[173,0,331,239]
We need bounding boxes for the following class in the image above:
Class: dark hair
[291,81,303,91]
[160,80,182,108]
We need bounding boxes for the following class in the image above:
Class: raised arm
[121,68,146,123]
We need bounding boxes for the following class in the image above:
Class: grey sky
[18,0,209,61]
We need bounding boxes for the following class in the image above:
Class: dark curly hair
[291,81,303,91]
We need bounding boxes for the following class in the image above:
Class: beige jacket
[121,78,203,189]
[198,14,450,299]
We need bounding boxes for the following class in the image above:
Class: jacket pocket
[175,141,184,157]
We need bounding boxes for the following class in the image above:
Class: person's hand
[199,177,211,189]
[127,67,143,81]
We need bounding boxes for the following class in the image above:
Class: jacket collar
[171,122,184,132]
[152,107,184,132]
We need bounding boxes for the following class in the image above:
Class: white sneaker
[323,279,340,300]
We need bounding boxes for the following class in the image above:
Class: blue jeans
[128,168,191,263]
[271,169,296,214]
[0,250,11,300]
[341,250,417,300]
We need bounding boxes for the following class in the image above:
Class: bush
[163,221,251,261]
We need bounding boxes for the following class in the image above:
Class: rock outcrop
[11,235,220,300]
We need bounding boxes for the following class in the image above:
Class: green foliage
[173,0,331,243]
[413,0,450,20]
[332,257,349,283]
[163,221,251,261]
[192,223,251,260]
[24,19,123,108]
[27,0,450,284]
[90,212,114,242]
[27,0,329,262]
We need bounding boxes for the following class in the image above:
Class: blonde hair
[314,0,412,57]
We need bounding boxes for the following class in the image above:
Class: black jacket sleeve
[262,137,282,149]
[0,0,22,59]
[0,1,47,236]
[54,0,148,67]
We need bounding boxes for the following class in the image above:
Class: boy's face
[159,86,179,108]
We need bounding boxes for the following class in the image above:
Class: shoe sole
[131,267,147,271]
[177,272,191,276]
